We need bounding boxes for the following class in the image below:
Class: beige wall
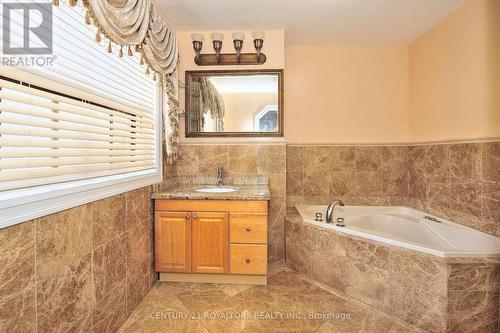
[177,30,285,143]
[285,46,410,144]
[409,0,500,142]
[176,0,499,145]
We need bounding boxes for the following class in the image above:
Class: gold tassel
[119,46,123,57]
[53,0,59,6]
[128,46,133,56]
[107,41,112,53]
[85,11,91,25]
[145,67,150,75]
[69,0,77,6]
[140,55,144,65]
[95,31,101,43]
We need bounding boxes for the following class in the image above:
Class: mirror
[185,69,283,137]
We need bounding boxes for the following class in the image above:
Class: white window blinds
[0,2,159,192]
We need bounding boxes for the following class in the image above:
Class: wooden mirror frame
[185,69,284,137]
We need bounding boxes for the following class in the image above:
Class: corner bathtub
[295,205,500,258]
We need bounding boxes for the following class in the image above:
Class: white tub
[295,205,500,258]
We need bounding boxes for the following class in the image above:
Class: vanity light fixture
[232,32,245,63]
[210,32,224,62]
[191,33,204,62]
[252,31,265,61]
[192,31,266,66]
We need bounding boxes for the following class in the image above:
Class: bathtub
[295,205,500,258]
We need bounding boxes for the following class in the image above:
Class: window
[254,105,278,132]
[0,2,162,228]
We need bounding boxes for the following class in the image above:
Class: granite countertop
[152,183,270,201]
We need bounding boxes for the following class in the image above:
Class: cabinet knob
[185,214,190,219]
[193,214,197,219]
[245,258,251,264]
[245,227,252,232]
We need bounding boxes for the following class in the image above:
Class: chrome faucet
[216,167,224,186]
[326,200,344,224]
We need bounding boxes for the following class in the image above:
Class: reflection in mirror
[185,70,283,137]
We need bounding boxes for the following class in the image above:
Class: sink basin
[195,186,239,193]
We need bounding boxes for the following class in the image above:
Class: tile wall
[0,187,155,332]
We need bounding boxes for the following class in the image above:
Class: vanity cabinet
[191,212,229,274]
[155,199,268,285]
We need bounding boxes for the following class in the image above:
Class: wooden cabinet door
[155,211,191,272]
[191,212,229,274]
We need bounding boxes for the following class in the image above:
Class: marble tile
[0,283,36,333]
[482,180,500,237]
[448,263,500,292]
[269,195,287,259]
[257,145,286,174]
[344,236,390,270]
[345,260,390,310]
[450,178,482,217]
[330,170,355,196]
[424,144,450,178]
[227,145,258,175]
[425,175,451,216]
[286,171,304,196]
[36,204,91,280]
[91,195,125,248]
[285,219,312,275]
[37,253,94,333]
[383,167,409,197]
[447,290,498,333]
[198,145,228,175]
[304,170,330,196]
[409,170,426,200]
[449,143,481,179]
[355,171,384,196]
[310,228,346,294]
[355,146,383,171]
[0,222,35,303]
[93,234,127,302]
[286,146,304,173]
[124,187,152,229]
[304,146,332,173]
[316,299,394,333]
[175,145,199,176]
[331,146,355,171]
[66,313,93,333]
[389,249,448,333]
[482,142,500,182]
[93,281,127,333]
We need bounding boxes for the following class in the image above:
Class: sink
[195,186,239,193]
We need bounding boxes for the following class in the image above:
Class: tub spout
[326,200,344,223]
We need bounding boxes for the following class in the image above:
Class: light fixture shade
[231,32,245,40]
[252,31,265,40]
[210,32,224,41]
[191,33,205,42]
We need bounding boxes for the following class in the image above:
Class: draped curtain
[198,78,225,131]
[78,0,180,162]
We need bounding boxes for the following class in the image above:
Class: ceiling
[156,0,465,45]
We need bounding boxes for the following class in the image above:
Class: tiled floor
[118,261,423,333]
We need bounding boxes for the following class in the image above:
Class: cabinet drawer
[230,213,267,244]
[230,244,267,275]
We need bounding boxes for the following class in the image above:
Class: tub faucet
[216,167,224,186]
[326,200,344,224]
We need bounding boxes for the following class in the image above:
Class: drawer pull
[245,227,252,232]
[193,214,197,219]
[245,258,251,264]
[186,214,190,219]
